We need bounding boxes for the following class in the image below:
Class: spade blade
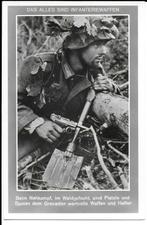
[43,148,83,189]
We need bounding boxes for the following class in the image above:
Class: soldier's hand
[35,120,63,143]
[93,74,114,92]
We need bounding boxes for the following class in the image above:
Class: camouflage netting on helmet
[44,16,119,49]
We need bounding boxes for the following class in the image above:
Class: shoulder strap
[41,52,61,86]
[35,52,57,63]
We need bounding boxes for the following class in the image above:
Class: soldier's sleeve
[17,53,57,133]
[18,77,39,133]
[17,55,43,133]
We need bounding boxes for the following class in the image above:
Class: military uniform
[18,17,120,159]
[18,52,96,158]
[18,52,93,132]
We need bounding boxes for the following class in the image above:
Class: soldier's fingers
[102,85,112,91]
[99,84,110,89]
[94,83,108,89]
[94,80,108,85]
[47,133,57,142]
[94,85,108,91]
[45,137,53,143]
[53,123,63,134]
[96,76,107,81]
[50,129,60,138]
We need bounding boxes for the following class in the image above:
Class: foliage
[17,16,128,88]
[17,16,129,190]
[18,130,129,190]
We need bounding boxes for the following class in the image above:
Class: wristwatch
[25,117,45,134]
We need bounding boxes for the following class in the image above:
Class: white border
[2,0,147,221]
[2,1,9,219]
[2,1,146,6]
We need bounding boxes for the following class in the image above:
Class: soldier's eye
[97,54,105,61]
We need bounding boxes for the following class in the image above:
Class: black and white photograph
[3,2,144,218]
[17,15,129,191]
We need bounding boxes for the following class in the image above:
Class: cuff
[25,117,45,134]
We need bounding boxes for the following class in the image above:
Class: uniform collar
[61,56,75,80]
[61,53,90,80]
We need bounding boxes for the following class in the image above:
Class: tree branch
[90,126,121,190]
[107,141,129,162]
[35,36,51,54]
[18,151,51,178]
[110,68,128,80]
[117,166,129,189]
[119,81,129,91]
[84,165,100,189]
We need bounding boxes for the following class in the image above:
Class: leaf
[73,16,88,28]
[99,26,115,40]
[101,17,114,28]
[26,80,42,97]
[31,64,41,74]
[23,171,32,189]
[111,25,119,38]
[86,23,97,37]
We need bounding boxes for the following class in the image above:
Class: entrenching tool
[43,87,96,189]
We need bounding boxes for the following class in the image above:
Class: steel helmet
[45,16,119,49]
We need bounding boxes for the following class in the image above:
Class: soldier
[18,16,120,159]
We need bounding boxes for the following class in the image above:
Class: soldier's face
[81,43,109,69]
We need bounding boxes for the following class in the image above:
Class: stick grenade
[65,87,96,158]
